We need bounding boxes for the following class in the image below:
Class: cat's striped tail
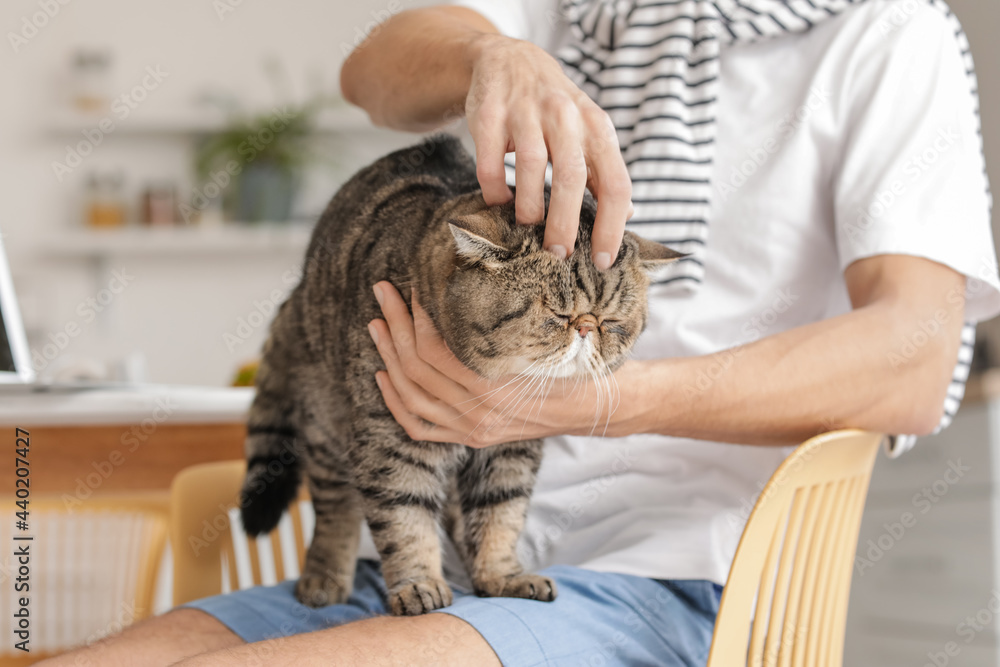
[239,333,303,537]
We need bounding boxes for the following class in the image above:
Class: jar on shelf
[70,49,113,113]
[140,183,177,226]
[84,171,126,228]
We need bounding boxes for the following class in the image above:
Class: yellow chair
[170,461,310,605]
[170,430,883,666]
[0,494,168,666]
[706,429,883,667]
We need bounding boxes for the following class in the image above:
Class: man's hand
[340,7,633,270]
[370,255,966,447]
[465,35,633,268]
[368,282,640,446]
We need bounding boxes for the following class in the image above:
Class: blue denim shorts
[183,559,721,667]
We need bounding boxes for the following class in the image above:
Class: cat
[237,135,683,615]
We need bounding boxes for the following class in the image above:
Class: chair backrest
[706,429,883,667]
[170,460,312,605]
[0,494,168,660]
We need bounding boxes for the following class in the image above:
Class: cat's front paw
[295,572,352,608]
[388,577,453,615]
[475,573,557,602]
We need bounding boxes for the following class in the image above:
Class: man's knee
[37,608,242,667]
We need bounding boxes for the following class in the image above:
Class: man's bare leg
[172,612,501,667]
[36,609,242,667]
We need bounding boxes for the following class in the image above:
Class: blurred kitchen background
[1,0,1000,665]
[1,0,447,387]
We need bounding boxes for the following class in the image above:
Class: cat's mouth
[543,335,604,379]
[500,337,612,380]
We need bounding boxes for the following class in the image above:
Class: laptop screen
[0,234,33,383]
[0,306,14,373]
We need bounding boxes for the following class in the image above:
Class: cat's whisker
[476,364,551,435]
[510,375,542,438]
[587,356,617,438]
[501,369,549,432]
[505,363,559,436]
[452,362,541,417]
[586,361,601,437]
[464,370,538,433]
[460,362,540,406]
[519,367,556,440]
[590,354,621,438]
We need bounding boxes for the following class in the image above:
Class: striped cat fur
[238,135,682,615]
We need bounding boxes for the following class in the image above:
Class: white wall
[2,0,998,387]
[0,0,436,385]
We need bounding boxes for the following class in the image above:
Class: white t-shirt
[438,0,1000,585]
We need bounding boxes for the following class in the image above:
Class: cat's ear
[449,214,510,268]
[629,233,689,272]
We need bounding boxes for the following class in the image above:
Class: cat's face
[439,195,684,381]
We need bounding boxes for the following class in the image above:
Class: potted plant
[194,61,332,224]
[195,100,326,223]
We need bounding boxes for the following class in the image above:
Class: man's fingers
[374,287,471,406]
[374,282,416,355]
[584,107,631,270]
[470,105,513,205]
[542,96,587,258]
[510,116,548,225]
[411,296,483,388]
[374,370,502,448]
[374,372,466,444]
[369,319,463,426]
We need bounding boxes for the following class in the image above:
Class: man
[44,0,999,665]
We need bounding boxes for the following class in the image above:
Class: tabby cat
[238,135,683,615]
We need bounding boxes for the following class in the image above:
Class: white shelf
[41,224,314,258]
[46,104,378,135]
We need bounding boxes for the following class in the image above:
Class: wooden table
[0,385,252,496]
[0,385,252,665]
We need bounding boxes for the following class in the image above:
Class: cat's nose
[574,314,598,338]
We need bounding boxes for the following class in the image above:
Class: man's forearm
[340,7,497,131]
[628,278,963,446]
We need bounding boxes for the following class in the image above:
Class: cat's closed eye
[601,320,630,336]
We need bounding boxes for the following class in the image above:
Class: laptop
[0,234,131,393]
[0,235,33,386]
